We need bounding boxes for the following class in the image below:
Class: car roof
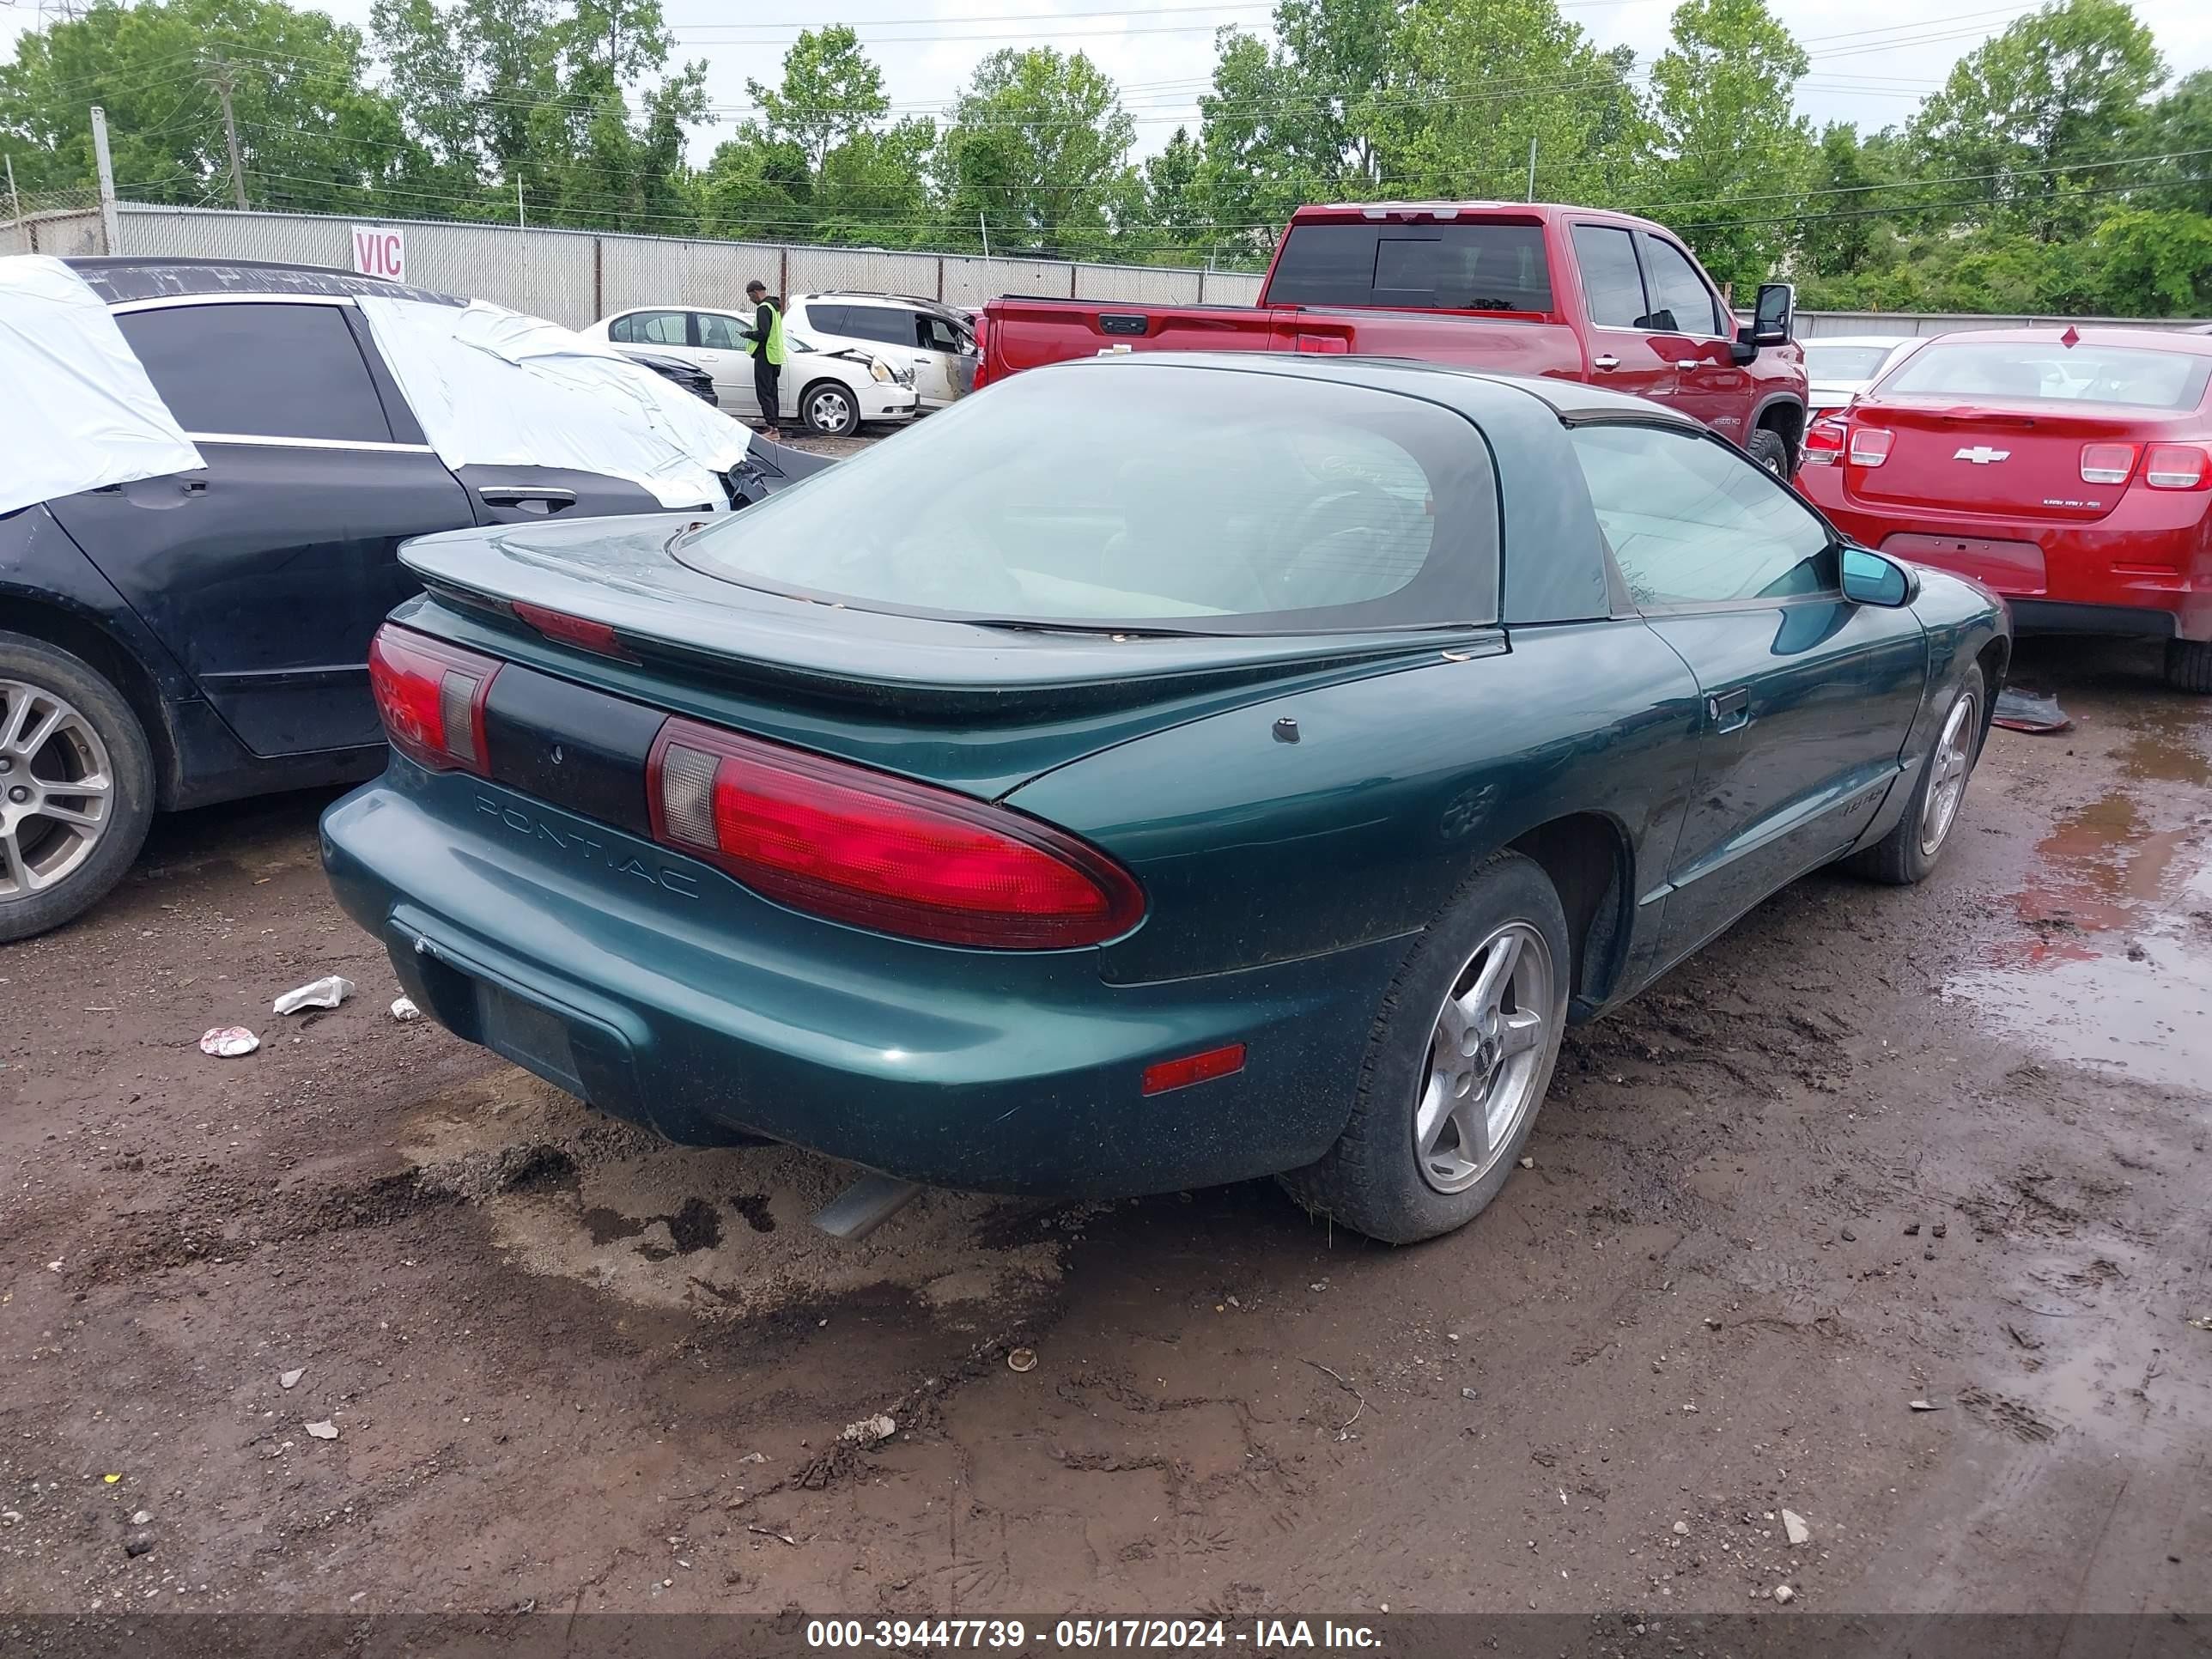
[796,291,963,317]
[65,255,464,309]
[1806,335,1916,349]
[1914,325,2212,356]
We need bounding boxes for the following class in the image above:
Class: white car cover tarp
[0,255,204,518]
[354,296,752,511]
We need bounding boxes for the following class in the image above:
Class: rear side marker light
[368,624,500,775]
[2080,443,2137,485]
[1142,1042,1248,1097]
[1801,415,1845,465]
[1848,426,1893,468]
[647,717,1146,950]
[2143,443,2210,489]
[512,600,632,659]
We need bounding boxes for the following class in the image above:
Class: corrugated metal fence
[7,200,2203,336]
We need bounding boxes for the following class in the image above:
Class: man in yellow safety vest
[742,279,787,441]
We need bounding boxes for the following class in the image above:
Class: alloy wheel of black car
[1849,664,1985,885]
[0,633,156,943]
[801,381,860,437]
[1280,851,1572,1245]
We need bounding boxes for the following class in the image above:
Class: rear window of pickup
[1267,221,1553,314]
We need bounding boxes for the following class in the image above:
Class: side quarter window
[1567,423,1834,608]
[115,301,392,444]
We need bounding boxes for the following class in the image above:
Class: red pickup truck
[976,202,1811,471]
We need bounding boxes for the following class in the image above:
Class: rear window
[116,301,391,443]
[1806,343,1898,380]
[1267,220,1553,313]
[678,364,1499,633]
[1880,341,2212,410]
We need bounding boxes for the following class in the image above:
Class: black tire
[799,380,860,438]
[0,632,156,942]
[1279,851,1571,1245]
[1848,663,1984,886]
[2165,638,2212,695]
[1747,427,1791,476]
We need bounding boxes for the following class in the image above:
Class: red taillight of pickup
[969,311,992,391]
[646,717,1146,949]
[368,623,501,775]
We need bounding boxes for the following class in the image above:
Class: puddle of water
[1945,778,2212,1091]
[399,1067,1069,1320]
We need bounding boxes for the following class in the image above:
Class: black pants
[754,357,781,428]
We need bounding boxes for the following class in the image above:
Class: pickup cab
[976,202,1810,471]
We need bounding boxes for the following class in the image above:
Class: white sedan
[585,306,920,437]
[1803,335,1920,416]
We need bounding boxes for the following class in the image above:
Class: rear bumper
[319,769,1402,1196]
[1798,471,2212,641]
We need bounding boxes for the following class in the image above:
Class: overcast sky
[5,0,2210,164]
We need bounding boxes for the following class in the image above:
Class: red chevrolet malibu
[1796,327,2212,693]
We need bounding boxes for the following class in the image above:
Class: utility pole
[88,105,120,253]
[1526,137,1538,204]
[516,176,526,228]
[978,210,991,292]
[201,55,250,209]
[4,155,21,232]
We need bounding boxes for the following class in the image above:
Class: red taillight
[512,600,631,659]
[1848,425,1893,468]
[367,624,500,775]
[646,717,1146,949]
[2143,442,2210,489]
[1141,1043,1247,1097]
[2080,442,2137,485]
[1801,415,1845,466]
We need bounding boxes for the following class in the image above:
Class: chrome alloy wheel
[1917,689,1979,858]
[0,679,115,900]
[1413,921,1554,1194]
[807,386,854,434]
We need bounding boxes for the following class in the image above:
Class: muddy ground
[2,635,2207,1626]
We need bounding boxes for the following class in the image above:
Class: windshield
[1806,343,1897,381]
[678,363,1500,632]
[1879,341,2212,410]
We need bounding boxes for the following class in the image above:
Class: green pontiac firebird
[320,355,2007,1244]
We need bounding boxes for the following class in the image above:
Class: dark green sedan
[319,356,2008,1244]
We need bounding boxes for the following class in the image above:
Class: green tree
[1369,0,1650,204]
[746,24,886,179]
[1907,0,2165,240]
[2094,207,2212,313]
[1644,0,1814,294]
[2137,69,2212,216]
[0,0,424,211]
[1136,125,1206,260]
[1194,28,1316,264]
[370,0,707,229]
[936,47,1138,261]
[1794,122,1896,278]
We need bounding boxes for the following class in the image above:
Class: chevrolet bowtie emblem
[1954,446,2011,464]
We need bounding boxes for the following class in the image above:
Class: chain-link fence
[0,185,107,258]
[10,197,2191,334]
[66,201,1267,326]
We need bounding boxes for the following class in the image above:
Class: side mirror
[1752,282,1795,346]
[1840,545,1919,608]
[1732,282,1796,365]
